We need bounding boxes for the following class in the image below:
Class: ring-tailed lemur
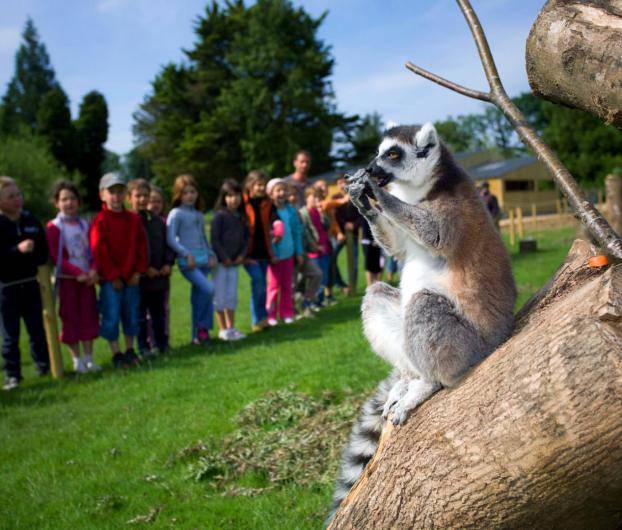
[327,123,516,523]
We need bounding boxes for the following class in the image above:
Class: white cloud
[0,27,20,55]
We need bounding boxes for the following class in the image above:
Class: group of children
[0,159,353,389]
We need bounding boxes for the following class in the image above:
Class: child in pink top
[299,187,331,305]
[46,181,100,373]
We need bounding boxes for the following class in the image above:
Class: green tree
[37,87,76,170]
[434,114,488,152]
[1,18,58,134]
[101,149,123,176]
[124,146,154,182]
[542,102,622,186]
[75,91,109,209]
[338,112,383,166]
[134,0,353,202]
[0,132,77,219]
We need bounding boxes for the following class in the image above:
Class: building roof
[469,156,540,181]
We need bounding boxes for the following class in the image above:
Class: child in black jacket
[0,176,50,390]
[128,179,175,357]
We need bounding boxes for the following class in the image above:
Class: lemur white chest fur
[385,167,448,312]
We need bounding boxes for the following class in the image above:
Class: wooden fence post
[37,265,63,379]
[346,231,356,296]
[517,207,525,239]
[508,208,516,246]
[605,174,622,236]
[531,203,537,233]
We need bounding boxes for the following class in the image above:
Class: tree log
[526,1,622,128]
[329,239,622,529]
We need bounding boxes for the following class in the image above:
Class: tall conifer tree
[37,87,75,170]
[75,91,109,209]
[1,18,58,134]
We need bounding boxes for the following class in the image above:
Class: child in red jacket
[90,172,148,368]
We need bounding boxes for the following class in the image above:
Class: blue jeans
[99,282,140,341]
[181,266,214,339]
[244,259,269,325]
[310,254,330,302]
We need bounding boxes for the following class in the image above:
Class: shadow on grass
[0,295,365,408]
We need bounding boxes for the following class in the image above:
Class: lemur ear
[414,122,438,149]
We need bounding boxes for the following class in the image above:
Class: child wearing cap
[90,172,148,368]
[0,176,50,391]
[265,178,303,325]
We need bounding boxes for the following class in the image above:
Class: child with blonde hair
[242,170,275,331]
[265,178,303,325]
[0,177,50,390]
[167,174,216,345]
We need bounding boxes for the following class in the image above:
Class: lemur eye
[388,151,399,160]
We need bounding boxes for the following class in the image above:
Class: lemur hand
[346,169,374,214]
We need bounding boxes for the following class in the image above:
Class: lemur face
[367,122,440,190]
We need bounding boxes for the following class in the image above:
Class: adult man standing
[479,181,501,230]
[284,150,313,208]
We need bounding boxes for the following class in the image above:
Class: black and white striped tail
[325,372,397,526]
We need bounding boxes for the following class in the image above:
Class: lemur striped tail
[325,372,397,526]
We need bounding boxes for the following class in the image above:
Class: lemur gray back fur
[326,122,516,525]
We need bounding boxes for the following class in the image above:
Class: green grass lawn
[0,226,576,529]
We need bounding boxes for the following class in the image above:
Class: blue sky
[0,0,545,155]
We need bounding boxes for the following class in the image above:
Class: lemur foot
[391,379,441,425]
[381,379,409,420]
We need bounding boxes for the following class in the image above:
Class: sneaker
[284,317,294,324]
[112,352,128,369]
[85,359,102,372]
[197,327,210,344]
[310,302,322,312]
[139,349,156,361]
[325,296,338,306]
[124,349,141,367]
[229,328,246,340]
[3,376,19,391]
[218,329,232,341]
[267,318,278,327]
[73,358,88,374]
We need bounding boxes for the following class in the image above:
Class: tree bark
[329,239,622,529]
[526,0,622,128]
[606,174,622,236]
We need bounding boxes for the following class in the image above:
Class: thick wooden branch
[526,0,622,128]
[404,0,622,259]
[330,240,622,529]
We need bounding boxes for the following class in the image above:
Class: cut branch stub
[526,0,622,128]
